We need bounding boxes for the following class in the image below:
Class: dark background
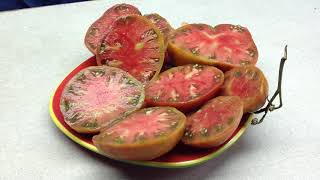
[0,0,89,11]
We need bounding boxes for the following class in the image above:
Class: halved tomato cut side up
[144,13,174,47]
[84,4,141,54]
[60,66,145,134]
[169,24,258,70]
[182,96,243,148]
[96,15,165,85]
[220,65,268,113]
[93,107,186,160]
[145,64,224,112]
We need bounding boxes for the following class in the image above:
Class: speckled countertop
[0,0,319,179]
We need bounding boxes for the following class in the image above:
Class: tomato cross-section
[84,4,141,54]
[93,107,186,160]
[60,66,145,134]
[169,24,258,70]
[220,65,269,113]
[182,96,243,148]
[96,15,165,85]
[145,64,224,112]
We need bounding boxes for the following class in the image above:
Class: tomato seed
[113,136,125,144]
[184,130,194,138]
[240,60,251,66]
[180,28,192,35]
[189,84,198,99]
[234,71,242,78]
[230,25,244,32]
[215,124,224,132]
[154,130,166,137]
[152,95,160,101]
[76,73,87,83]
[89,27,98,36]
[200,128,209,136]
[247,49,256,57]
[99,43,106,54]
[214,74,221,82]
[141,29,158,41]
[192,64,203,70]
[82,121,98,128]
[170,121,178,129]
[66,112,82,123]
[208,54,216,59]
[190,47,200,55]
[88,43,96,49]
[67,85,74,93]
[145,109,153,115]
[150,58,160,63]
[227,117,235,125]
[90,69,105,77]
[62,99,71,112]
[114,4,129,12]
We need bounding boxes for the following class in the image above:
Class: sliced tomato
[220,65,268,113]
[96,15,165,85]
[145,13,174,68]
[84,4,141,54]
[145,64,224,112]
[182,96,243,148]
[93,107,186,160]
[60,66,144,134]
[169,24,258,70]
[144,13,174,47]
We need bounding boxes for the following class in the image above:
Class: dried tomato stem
[251,45,288,125]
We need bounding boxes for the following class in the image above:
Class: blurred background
[0,0,90,11]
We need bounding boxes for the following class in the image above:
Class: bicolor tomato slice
[60,66,144,134]
[93,107,186,160]
[145,64,224,112]
[220,65,268,113]
[84,4,141,54]
[96,15,165,85]
[144,13,174,47]
[169,24,258,70]
[182,96,243,148]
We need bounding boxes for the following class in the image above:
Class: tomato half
[96,15,165,85]
[60,66,144,133]
[169,24,258,70]
[182,96,243,147]
[84,4,141,54]
[145,64,224,112]
[93,107,186,160]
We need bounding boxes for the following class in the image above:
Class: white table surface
[1,0,320,179]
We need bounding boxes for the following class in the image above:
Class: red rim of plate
[49,56,253,168]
